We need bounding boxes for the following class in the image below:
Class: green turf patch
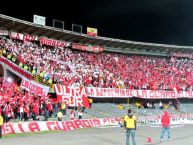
[2,130,64,138]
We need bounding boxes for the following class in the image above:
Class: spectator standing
[44,108,49,121]
[160,111,171,142]
[57,110,63,121]
[70,109,75,120]
[47,101,53,117]
[123,109,137,145]
[152,101,155,109]
[61,102,66,115]
[23,105,29,121]
[19,105,24,121]
[159,101,163,109]
[78,110,83,119]
[0,113,3,138]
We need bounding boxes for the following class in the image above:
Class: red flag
[82,95,90,108]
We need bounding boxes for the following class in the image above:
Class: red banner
[72,43,104,53]
[0,56,33,80]
[20,78,49,96]
[54,85,90,108]
[170,52,193,59]
[9,32,39,42]
[39,37,68,48]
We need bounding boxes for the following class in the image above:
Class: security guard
[123,109,137,145]
[0,113,3,138]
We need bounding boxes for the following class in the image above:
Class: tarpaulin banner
[9,31,39,42]
[72,43,104,53]
[7,31,70,48]
[86,87,193,99]
[39,37,70,48]
[2,114,193,135]
[137,114,193,125]
[55,85,193,99]
[2,117,121,135]
[170,52,193,59]
[21,78,50,96]
[54,85,90,108]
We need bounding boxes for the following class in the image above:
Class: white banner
[137,114,193,125]
[33,15,46,26]
[86,87,193,99]
[0,30,8,36]
[55,85,193,99]
[9,32,39,42]
[2,118,121,135]
[50,58,77,75]
[170,52,193,59]
[2,114,193,135]
[20,78,50,96]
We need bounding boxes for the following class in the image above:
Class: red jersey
[161,111,170,127]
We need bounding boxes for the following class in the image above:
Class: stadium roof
[0,14,193,54]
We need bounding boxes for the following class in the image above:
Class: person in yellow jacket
[61,102,66,115]
[0,113,3,138]
[123,109,137,145]
[57,110,63,121]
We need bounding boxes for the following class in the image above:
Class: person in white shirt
[78,110,83,119]
[159,101,163,109]
[20,105,24,121]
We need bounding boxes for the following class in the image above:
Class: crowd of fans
[0,78,85,123]
[0,78,61,122]
[0,33,191,123]
[1,36,193,92]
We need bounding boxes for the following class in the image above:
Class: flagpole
[174,93,185,113]
[175,97,181,108]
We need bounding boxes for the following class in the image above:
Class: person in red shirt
[160,111,171,142]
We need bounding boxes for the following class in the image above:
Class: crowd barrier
[0,56,33,80]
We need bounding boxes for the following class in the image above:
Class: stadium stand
[1,14,193,123]
[1,36,193,92]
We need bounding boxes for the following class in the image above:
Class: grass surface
[2,130,64,138]
[2,127,93,139]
